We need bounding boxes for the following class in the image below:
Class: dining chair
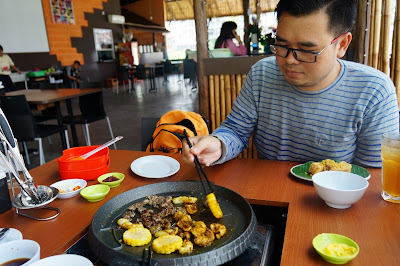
[63,92,116,149]
[141,117,160,151]
[116,66,132,94]
[0,95,70,165]
[183,59,197,91]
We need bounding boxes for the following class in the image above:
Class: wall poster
[50,0,75,24]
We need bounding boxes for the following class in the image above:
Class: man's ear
[336,32,352,58]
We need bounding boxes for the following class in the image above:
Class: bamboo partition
[207,73,258,159]
[368,0,400,108]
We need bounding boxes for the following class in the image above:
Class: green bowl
[97,172,125,188]
[80,184,110,202]
[312,233,359,264]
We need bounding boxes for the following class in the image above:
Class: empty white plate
[30,254,93,266]
[130,155,180,178]
[0,228,23,244]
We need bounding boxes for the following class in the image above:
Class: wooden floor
[23,74,199,169]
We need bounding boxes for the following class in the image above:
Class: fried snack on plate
[191,221,207,237]
[123,227,152,247]
[172,196,197,204]
[174,210,186,221]
[152,235,183,254]
[308,162,324,176]
[210,223,227,239]
[179,240,194,254]
[331,161,352,172]
[321,159,338,171]
[206,193,223,219]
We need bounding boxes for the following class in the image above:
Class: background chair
[183,59,197,91]
[116,65,132,93]
[0,95,70,165]
[141,117,159,151]
[63,92,116,149]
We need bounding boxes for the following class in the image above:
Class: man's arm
[212,70,258,164]
[354,81,399,167]
[11,65,21,74]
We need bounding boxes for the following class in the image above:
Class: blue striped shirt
[213,57,399,167]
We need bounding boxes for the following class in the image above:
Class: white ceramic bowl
[312,171,369,209]
[0,239,40,265]
[30,254,93,266]
[50,179,87,199]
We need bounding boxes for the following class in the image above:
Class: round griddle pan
[88,181,257,265]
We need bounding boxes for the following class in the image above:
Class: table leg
[66,99,79,147]
[54,102,67,149]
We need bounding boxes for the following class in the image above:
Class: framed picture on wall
[93,28,115,62]
[50,0,75,24]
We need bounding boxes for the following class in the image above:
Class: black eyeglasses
[270,32,348,63]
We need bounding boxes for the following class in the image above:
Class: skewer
[183,130,223,219]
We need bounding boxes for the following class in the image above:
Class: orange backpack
[146,110,209,153]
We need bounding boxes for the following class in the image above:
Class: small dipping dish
[50,179,87,199]
[313,233,359,264]
[80,184,110,202]
[97,172,125,188]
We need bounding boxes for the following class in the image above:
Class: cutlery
[0,228,10,240]
[183,129,223,219]
[68,136,123,161]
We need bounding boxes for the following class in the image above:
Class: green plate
[290,161,371,181]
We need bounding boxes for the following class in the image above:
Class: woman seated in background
[214,21,247,56]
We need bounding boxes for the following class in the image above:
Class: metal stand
[2,140,60,221]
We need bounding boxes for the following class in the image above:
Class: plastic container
[59,159,110,181]
[57,146,109,171]
[57,146,110,181]
[27,70,46,77]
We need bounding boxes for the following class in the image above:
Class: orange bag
[146,110,209,153]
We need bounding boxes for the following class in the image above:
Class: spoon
[0,228,10,240]
[68,136,123,161]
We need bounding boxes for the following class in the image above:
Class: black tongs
[183,130,223,219]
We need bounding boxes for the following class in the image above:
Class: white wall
[0,0,49,53]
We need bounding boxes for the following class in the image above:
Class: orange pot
[59,157,110,181]
[57,146,109,171]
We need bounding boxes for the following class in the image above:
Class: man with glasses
[183,0,399,168]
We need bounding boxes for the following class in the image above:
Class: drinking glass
[381,132,400,202]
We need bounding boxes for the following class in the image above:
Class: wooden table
[0,150,398,265]
[5,88,102,148]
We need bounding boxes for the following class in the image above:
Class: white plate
[0,228,22,244]
[30,254,93,266]
[130,155,180,178]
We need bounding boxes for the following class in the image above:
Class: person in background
[214,21,247,56]
[183,0,399,168]
[65,60,81,88]
[0,45,21,92]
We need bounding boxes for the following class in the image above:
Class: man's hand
[182,135,222,167]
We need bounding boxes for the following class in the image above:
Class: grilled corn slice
[206,193,223,219]
[123,227,152,247]
[117,218,144,230]
[179,240,194,254]
[152,235,183,254]
[172,196,197,204]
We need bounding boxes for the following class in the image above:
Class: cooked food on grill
[123,227,152,247]
[206,193,223,219]
[308,159,352,176]
[152,235,183,254]
[172,196,197,204]
[117,194,227,255]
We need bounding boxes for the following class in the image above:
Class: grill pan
[88,181,257,265]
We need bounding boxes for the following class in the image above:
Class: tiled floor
[22,74,199,170]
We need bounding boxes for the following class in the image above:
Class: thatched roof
[165,0,279,21]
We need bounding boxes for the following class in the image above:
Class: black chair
[163,60,173,82]
[183,59,197,90]
[0,95,70,165]
[141,117,159,151]
[116,65,132,93]
[63,92,116,149]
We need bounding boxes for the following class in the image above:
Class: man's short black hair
[0,45,3,51]
[73,60,81,65]
[275,0,356,36]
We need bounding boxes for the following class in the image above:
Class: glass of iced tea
[381,132,400,203]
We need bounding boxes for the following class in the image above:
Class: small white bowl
[50,179,87,199]
[0,239,40,265]
[312,171,369,209]
[0,228,23,245]
[30,254,93,266]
